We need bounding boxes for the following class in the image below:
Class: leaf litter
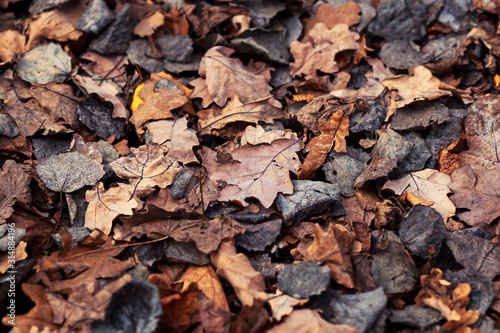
[0,1,499,332]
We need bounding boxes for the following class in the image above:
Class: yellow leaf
[131,83,144,112]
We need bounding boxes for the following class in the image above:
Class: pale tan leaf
[383,169,455,221]
[134,11,165,37]
[0,30,26,63]
[268,309,359,333]
[240,125,295,145]
[268,289,308,321]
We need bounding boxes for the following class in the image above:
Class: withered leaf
[290,23,359,77]
[198,95,284,134]
[0,160,31,223]
[147,117,199,165]
[306,2,362,34]
[199,46,274,106]
[110,143,182,197]
[134,10,164,37]
[114,216,246,254]
[0,30,26,63]
[210,240,268,307]
[383,169,455,222]
[85,183,143,235]
[202,135,303,208]
[240,125,295,145]
[268,309,359,333]
[300,109,349,179]
[36,152,105,193]
[382,66,453,109]
[268,289,308,321]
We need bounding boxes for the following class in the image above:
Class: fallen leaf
[0,160,31,223]
[80,51,128,87]
[294,223,356,288]
[0,30,26,63]
[383,169,455,222]
[85,183,143,235]
[240,125,295,145]
[147,117,199,164]
[290,23,359,77]
[199,46,274,106]
[189,77,214,108]
[134,10,165,37]
[268,289,308,321]
[36,152,105,193]
[268,309,359,333]
[382,66,453,109]
[129,80,188,134]
[198,95,284,134]
[177,264,229,311]
[299,109,349,179]
[0,241,27,273]
[210,240,268,307]
[306,2,361,34]
[202,135,303,208]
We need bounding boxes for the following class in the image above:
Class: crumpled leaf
[110,143,182,197]
[355,129,413,187]
[202,135,303,208]
[382,66,453,109]
[0,160,31,223]
[85,183,143,235]
[210,240,268,307]
[146,117,199,164]
[290,23,359,77]
[299,109,349,179]
[268,309,359,333]
[416,268,480,328]
[268,289,308,321]
[198,95,284,134]
[198,46,274,106]
[293,223,355,288]
[383,169,455,222]
[240,125,295,145]
[36,152,105,193]
[114,216,246,254]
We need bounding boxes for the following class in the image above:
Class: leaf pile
[0,1,499,332]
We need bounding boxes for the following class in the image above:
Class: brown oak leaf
[0,160,31,223]
[202,135,303,208]
[290,23,359,77]
[110,143,182,197]
[268,309,359,333]
[198,46,274,106]
[299,109,349,179]
[134,10,164,37]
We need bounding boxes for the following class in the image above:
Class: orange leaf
[299,109,349,179]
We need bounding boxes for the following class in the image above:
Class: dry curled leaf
[299,109,349,179]
[85,183,143,235]
[110,143,182,197]
[290,23,359,77]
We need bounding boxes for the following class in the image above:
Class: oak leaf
[198,95,284,134]
[294,223,356,288]
[198,46,274,106]
[110,143,182,197]
[268,289,308,321]
[290,23,359,77]
[189,77,214,108]
[202,135,303,208]
[0,160,31,223]
[268,309,359,333]
[383,169,455,222]
[382,66,453,109]
[240,125,295,145]
[299,109,349,179]
[85,183,143,235]
[306,2,361,34]
[134,11,164,37]
[210,240,268,307]
[80,51,128,87]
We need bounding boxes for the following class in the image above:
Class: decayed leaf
[290,23,359,77]
[73,75,128,119]
[0,160,31,223]
[129,80,188,134]
[355,129,413,187]
[416,268,480,329]
[85,183,143,235]
[110,143,182,197]
[210,240,268,307]
[268,309,359,333]
[293,223,356,288]
[383,169,455,222]
[202,135,303,208]
[299,109,349,179]
[449,164,500,226]
[147,117,199,164]
[0,30,26,63]
[199,46,274,106]
[177,265,229,311]
[114,216,246,254]
[382,66,453,109]
[36,152,105,193]
[268,289,309,321]
[198,95,284,134]
[134,11,165,37]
